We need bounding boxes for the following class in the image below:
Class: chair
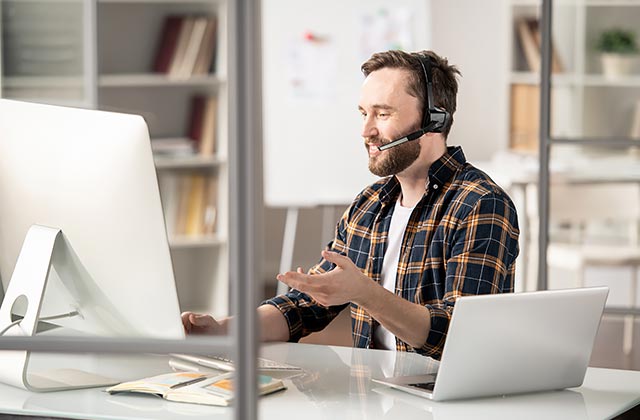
[526,182,640,366]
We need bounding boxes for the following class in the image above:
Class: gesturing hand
[276,250,372,307]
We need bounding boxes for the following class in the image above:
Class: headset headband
[416,54,449,133]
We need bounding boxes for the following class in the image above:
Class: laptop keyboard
[408,381,436,391]
[172,353,302,372]
[211,355,302,371]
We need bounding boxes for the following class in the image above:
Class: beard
[365,135,421,177]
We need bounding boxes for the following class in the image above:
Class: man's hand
[181,312,227,335]
[276,250,373,307]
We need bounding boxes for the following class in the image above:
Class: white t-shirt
[372,198,415,351]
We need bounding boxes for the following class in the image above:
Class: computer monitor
[0,99,184,368]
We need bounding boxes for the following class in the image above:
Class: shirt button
[433,184,439,190]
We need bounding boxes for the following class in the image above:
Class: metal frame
[537,0,553,291]
[538,0,640,317]
[228,0,262,418]
[0,0,262,418]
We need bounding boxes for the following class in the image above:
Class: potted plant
[596,28,638,78]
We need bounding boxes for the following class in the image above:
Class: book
[185,174,207,235]
[509,84,539,151]
[178,16,209,78]
[516,18,540,73]
[193,18,218,75]
[199,96,217,156]
[168,17,196,78]
[202,176,218,235]
[153,16,183,73]
[174,175,193,235]
[188,95,206,149]
[106,371,286,407]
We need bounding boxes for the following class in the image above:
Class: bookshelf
[507,0,640,151]
[0,0,230,317]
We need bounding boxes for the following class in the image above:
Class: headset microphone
[377,121,441,151]
[377,54,450,152]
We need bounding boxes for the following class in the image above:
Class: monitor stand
[0,225,117,391]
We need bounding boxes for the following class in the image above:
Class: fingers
[321,250,352,267]
[277,270,314,293]
[181,312,218,335]
[190,314,215,327]
[181,311,193,333]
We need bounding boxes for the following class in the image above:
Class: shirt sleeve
[419,191,520,359]
[261,207,352,342]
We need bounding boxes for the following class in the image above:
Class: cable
[0,310,80,336]
[0,319,22,336]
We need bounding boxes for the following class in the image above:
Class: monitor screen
[0,99,184,340]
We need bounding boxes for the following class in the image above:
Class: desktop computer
[0,99,185,390]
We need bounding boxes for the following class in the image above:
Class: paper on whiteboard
[359,8,413,63]
[286,35,338,103]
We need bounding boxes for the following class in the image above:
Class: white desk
[0,342,638,419]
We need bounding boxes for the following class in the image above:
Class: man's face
[358,68,423,177]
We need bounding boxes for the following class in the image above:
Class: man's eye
[378,113,388,118]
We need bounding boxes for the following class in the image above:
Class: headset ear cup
[439,108,451,133]
[428,108,449,133]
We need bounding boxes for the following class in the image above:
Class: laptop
[372,287,609,401]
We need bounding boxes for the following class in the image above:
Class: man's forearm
[356,283,431,350]
[257,304,290,342]
[215,305,290,342]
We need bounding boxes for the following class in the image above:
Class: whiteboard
[261,0,430,207]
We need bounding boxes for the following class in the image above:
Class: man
[183,50,519,360]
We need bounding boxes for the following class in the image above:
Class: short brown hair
[361,50,460,138]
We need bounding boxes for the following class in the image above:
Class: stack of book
[150,94,217,159]
[159,173,218,237]
[515,17,563,74]
[153,15,218,79]
[151,138,195,156]
[510,18,564,151]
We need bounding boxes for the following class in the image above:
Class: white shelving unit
[0,0,230,317]
[507,0,640,146]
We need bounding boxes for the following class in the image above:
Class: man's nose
[361,116,378,139]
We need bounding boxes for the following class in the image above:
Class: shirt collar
[428,146,466,189]
[378,146,466,204]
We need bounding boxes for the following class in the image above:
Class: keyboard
[171,353,303,373]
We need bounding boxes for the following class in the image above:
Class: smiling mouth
[368,144,383,156]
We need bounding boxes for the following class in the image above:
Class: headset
[377,54,451,151]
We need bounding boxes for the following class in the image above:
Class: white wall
[430,0,510,162]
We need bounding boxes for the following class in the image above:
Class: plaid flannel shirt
[263,146,519,360]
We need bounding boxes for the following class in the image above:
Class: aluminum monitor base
[0,225,116,391]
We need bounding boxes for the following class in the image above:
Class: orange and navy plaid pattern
[264,146,519,360]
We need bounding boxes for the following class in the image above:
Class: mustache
[364,136,391,146]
